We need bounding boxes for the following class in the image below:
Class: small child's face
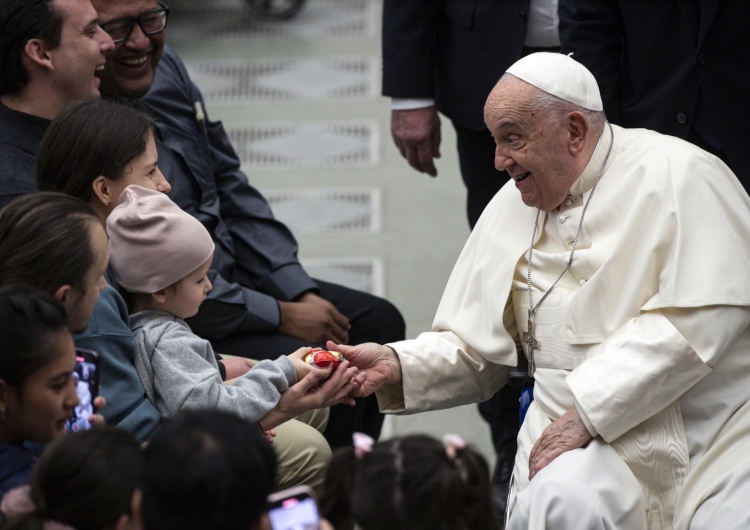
[162,256,213,319]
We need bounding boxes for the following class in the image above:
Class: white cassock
[378,124,750,529]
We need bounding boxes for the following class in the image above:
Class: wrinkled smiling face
[484,76,580,211]
[93,0,165,98]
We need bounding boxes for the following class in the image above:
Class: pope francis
[331,53,750,530]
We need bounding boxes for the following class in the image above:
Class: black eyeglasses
[99,2,170,44]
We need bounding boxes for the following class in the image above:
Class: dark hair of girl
[37,97,156,203]
[320,434,501,530]
[3,427,143,530]
[0,284,69,387]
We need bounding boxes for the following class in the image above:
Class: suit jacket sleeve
[382,0,440,98]
[558,0,624,122]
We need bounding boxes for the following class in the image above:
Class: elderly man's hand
[528,405,593,480]
[391,107,441,176]
[326,340,402,397]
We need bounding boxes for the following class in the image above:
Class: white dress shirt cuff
[390,98,435,110]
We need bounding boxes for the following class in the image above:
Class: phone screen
[66,349,99,433]
[268,496,320,530]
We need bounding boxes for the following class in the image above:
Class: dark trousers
[454,123,506,227]
[454,121,521,478]
[209,279,406,449]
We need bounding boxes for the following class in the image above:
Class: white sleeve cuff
[390,98,436,110]
[574,401,599,438]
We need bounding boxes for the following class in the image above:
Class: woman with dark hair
[37,97,171,220]
[0,192,107,334]
[0,427,143,530]
[36,98,168,444]
[0,285,79,499]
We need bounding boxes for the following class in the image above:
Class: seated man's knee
[511,447,646,530]
[273,419,332,494]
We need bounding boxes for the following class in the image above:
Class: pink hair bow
[353,432,375,459]
[443,433,466,459]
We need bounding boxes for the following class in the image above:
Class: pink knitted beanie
[107,185,215,293]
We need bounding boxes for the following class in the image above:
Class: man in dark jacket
[559,0,750,189]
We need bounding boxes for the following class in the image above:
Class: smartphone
[267,485,320,530]
[65,348,100,433]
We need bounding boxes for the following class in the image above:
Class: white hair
[529,87,607,136]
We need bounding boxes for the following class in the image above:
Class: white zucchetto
[506,52,604,111]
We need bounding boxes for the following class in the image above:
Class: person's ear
[53,284,74,305]
[565,111,589,155]
[151,290,167,305]
[23,38,54,72]
[92,176,115,207]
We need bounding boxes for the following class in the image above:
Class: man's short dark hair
[141,409,277,530]
[0,192,99,295]
[0,0,64,95]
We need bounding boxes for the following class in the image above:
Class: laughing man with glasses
[99,1,169,44]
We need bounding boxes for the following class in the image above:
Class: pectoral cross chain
[523,309,538,376]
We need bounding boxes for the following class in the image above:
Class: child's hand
[287,347,315,382]
[258,360,365,430]
[262,428,276,444]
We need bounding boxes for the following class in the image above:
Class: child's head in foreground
[320,433,501,530]
[106,185,215,318]
[140,408,276,530]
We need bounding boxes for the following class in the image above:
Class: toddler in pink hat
[106,186,360,484]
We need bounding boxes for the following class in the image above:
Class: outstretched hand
[287,346,315,381]
[326,341,402,397]
[528,405,592,480]
[259,360,363,430]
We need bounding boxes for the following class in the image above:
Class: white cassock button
[564,199,573,207]
[559,215,568,224]
[580,278,587,285]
